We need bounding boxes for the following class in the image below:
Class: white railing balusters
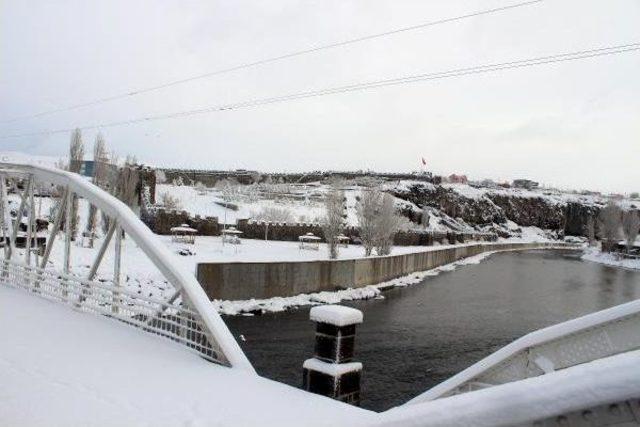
[86,220,116,281]
[112,224,122,314]
[0,175,10,259]
[39,186,68,269]
[62,188,72,300]
[8,176,31,261]
[25,178,34,267]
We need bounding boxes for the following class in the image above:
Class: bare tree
[68,128,84,240]
[160,192,182,210]
[194,181,207,195]
[584,216,596,246]
[374,193,403,256]
[356,189,383,256]
[116,163,139,208]
[598,201,621,251]
[323,188,345,259]
[622,210,639,253]
[100,158,139,235]
[85,133,109,247]
[252,206,294,223]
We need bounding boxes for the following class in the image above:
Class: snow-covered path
[0,286,374,427]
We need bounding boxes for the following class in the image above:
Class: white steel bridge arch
[0,161,254,373]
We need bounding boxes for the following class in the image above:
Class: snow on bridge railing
[0,162,254,373]
[407,298,640,405]
[377,348,640,427]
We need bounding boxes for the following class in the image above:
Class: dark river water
[225,250,640,411]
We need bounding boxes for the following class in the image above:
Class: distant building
[447,174,468,184]
[512,179,539,190]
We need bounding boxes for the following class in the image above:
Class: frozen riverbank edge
[581,247,640,271]
[214,244,579,316]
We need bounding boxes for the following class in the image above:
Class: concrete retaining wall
[196,242,575,300]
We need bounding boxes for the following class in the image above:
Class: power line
[2,42,638,140]
[1,0,543,124]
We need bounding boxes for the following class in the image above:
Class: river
[225,249,640,411]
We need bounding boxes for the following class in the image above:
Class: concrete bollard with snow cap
[302,305,363,406]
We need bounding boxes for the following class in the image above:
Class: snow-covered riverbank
[581,247,640,270]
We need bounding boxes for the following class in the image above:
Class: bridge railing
[407,298,640,404]
[1,260,221,361]
[0,162,254,372]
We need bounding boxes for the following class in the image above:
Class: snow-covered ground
[581,247,640,270]
[156,183,327,225]
[156,181,452,231]
[0,285,374,427]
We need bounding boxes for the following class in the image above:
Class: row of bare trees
[52,129,140,246]
[356,189,404,256]
[322,186,406,259]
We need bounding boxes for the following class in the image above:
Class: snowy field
[0,285,373,427]
[156,182,422,229]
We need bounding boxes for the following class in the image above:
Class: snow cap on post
[310,305,363,327]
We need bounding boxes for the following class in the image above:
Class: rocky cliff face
[389,183,505,227]
[389,182,603,237]
[564,202,600,236]
[486,194,565,230]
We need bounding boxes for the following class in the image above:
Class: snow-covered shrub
[195,181,207,195]
[252,206,294,223]
[160,192,182,211]
[215,178,240,202]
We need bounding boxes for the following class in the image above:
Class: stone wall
[197,242,573,300]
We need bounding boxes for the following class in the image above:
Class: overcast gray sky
[1,0,639,193]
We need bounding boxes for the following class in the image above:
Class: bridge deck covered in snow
[0,286,373,427]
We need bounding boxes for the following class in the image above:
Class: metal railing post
[0,175,11,261]
[62,189,73,300]
[112,225,122,314]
